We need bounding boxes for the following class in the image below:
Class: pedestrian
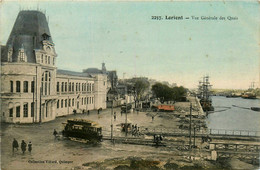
[87,110,90,115]
[21,140,26,154]
[114,112,116,120]
[152,116,154,121]
[12,138,19,152]
[28,141,32,153]
[135,124,137,129]
[53,129,58,137]
[159,135,162,141]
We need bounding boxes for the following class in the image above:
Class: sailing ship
[197,76,214,112]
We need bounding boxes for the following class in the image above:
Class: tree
[134,79,150,100]
[152,83,187,102]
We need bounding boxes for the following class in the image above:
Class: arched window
[57,82,59,92]
[10,81,13,92]
[16,81,20,92]
[57,100,59,108]
[69,82,71,92]
[72,98,74,106]
[72,83,74,92]
[61,99,63,108]
[8,102,14,117]
[65,82,67,92]
[23,81,28,93]
[41,71,51,95]
[23,103,28,117]
[49,72,51,95]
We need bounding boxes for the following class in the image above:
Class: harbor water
[206,96,260,133]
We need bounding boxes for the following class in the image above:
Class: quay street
[1,96,258,169]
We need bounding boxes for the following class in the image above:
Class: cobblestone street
[1,108,179,169]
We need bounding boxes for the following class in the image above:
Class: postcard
[1,0,259,169]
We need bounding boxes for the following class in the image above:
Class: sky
[0,1,259,89]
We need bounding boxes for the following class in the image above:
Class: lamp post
[111,99,113,141]
[193,125,196,148]
[189,102,192,149]
[125,102,128,137]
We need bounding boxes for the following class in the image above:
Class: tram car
[62,119,102,142]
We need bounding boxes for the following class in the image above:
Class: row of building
[0,10,108,123]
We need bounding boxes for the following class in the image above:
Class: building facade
[0,10,107,123]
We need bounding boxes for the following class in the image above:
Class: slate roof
[83,68,104,74]
[1,10,52,63]
[57,69,92,78]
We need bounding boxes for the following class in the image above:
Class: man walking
[114,112,116,120]
[21,140,26,154]
[53,129,58,137]
[28,141,32,153]
[12,138,19,152]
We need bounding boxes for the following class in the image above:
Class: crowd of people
[12,138,32,154]
[12,129,60,155]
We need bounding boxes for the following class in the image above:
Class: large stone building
[0,10,107,123]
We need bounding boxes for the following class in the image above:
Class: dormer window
[20,51,25,61]
[7,48,13,62]
[18,48,26,62]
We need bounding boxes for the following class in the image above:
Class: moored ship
[226,93,241,98]
[241,92,257,99]
[197,76,214,112]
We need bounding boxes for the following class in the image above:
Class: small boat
[251,107,260,112]
[241,92,257,99]
[226,93,241,98]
